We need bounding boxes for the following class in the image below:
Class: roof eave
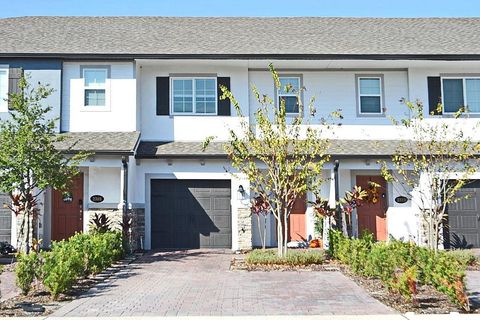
[3,53,480,61]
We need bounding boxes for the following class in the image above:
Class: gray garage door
[448,184,480,248]
[151,179,231,249]
[0,193,11,243]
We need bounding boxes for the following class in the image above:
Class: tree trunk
[283,207,288,257]
[277,218,283,257]
[263,214,267,250]
[25,209,30,254]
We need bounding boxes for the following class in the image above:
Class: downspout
[333,160,343,233]
[122,156,128,216]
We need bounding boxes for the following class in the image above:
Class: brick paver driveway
[53,250,393,317]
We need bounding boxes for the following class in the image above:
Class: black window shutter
[8,68,23,110]
[427,77,442,115]
[156,77,169,116]
[217,77,231,116]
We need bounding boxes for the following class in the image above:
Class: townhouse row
[0,16,479,250]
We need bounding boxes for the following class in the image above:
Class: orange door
[52,174,84,241]
[288,194,307,241]
[356,175,388,241]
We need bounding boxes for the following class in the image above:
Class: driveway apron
[53,250,394,316]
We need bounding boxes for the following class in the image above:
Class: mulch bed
[231,255,479,314]
[0,254,140,317]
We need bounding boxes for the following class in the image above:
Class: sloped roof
[136,140,404,159]
[55,131,140,155]
[1,17,480,58]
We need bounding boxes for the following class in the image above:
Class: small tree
[0,75,87,253]
[381,100,479,251]
[205,64,336,257]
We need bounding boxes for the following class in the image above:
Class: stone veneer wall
[237,207,252,250]
[87,207,145,250]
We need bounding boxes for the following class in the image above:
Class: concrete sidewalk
[38,313,480,319]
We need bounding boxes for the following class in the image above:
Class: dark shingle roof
[136,140,404,159]
[55,131,140,154]
[1,17,480,57]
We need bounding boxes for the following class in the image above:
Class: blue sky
[1,0,479,18]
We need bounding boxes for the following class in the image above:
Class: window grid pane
[194,79,216,114]
[279,77,300,95]
[443,79,464,113]
[279,96,299,113]
[85,89,106,106]
[173,79,194,113]
[360,96,381,113]
[359,78,381,95]
[84,69,106,87]
[466,79,480,113]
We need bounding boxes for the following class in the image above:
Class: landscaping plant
[381,100,479,250]
[15,251,41,295]
[251,195,270,250]
[329,230,470,311]
[90,213,112,234]
[0,74,88,253]
[15,231,124,299]
[246,249,325,266]
[203,64,339,257]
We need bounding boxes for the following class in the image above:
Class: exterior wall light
[237,185,246,199]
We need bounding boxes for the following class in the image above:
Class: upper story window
[82,67,109,108]
[442,77,480,113]
[0,68,7,112]
[171,77,217,115]
[357,76,383,115]
[277,77,300,114]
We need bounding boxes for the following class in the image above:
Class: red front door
[356,175,388,241]
[289,194,307,241]
[52,173,84,241]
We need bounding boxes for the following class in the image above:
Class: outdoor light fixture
[237,185,246,199]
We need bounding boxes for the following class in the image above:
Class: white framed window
[442,77,480,114]
[171,77,217,115]
[277,76,300,114]
[0,68,8,112]
[357,76,383,115]
[82,67,108,108]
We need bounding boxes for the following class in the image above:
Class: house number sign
[394,196,408,204]
[90,195,104,203]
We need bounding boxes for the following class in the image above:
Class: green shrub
[246,249,325,266]
[15,252,41,295]
[16,231,124,299]
[42,240,84,298]
[329,234,470,310]
[389,266,418,301]
[445,250,477,267]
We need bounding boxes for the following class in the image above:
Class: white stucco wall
[0,68,62,132]
[137,60,249,141]
[62,61,137,132]
[88,167,121,206]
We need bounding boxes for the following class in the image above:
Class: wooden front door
[52,173,84,241]
[289,194,307,241]
[356,175,388,241]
